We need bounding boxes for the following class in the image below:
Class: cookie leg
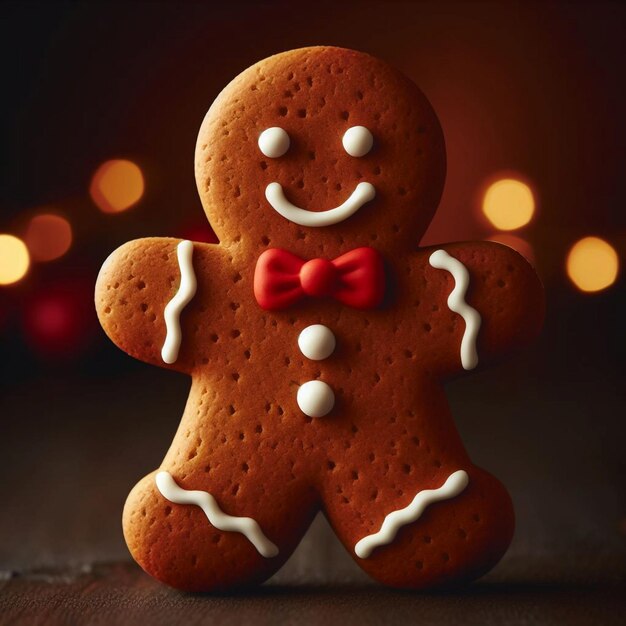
[123,470,317,592]
[324,466,514,589]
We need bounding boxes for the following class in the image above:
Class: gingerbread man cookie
[96,47,544,591]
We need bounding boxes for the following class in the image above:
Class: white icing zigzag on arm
[155,471,279,558]
[429,249,482,370]
[161,240,197,364]
[354,470,469,559]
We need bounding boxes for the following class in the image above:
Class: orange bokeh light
[0,234,30,285]
[487,233,535,263]
[24,213,73,262]
[566,237,619,293]
[90,159,144,213]
[482,178,535,231]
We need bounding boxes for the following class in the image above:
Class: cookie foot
[327,466,514,589]
[123,471,314,592]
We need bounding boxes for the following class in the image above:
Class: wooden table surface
[1,305,625,624]
[2,560,625,626]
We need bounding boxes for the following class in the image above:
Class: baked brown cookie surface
[96,46,544,591]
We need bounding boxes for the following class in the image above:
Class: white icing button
[297,380,335,418]
[342,126,374,157]
[298,324,336,361]
[258,127,290,158]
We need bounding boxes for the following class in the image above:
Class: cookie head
[195,46,446,255]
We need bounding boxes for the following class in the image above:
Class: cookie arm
[416,241,544,377]
[95,237,222,373]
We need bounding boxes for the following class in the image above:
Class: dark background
[0,1,624,623]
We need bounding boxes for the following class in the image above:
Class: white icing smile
[265,181,376,227]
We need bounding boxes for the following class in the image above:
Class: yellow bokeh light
[0,234,30,285]
[90,159,144,213]
[24,213,73,262]
[566,237,619,293]
[483,178,535,230]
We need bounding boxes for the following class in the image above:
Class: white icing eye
[342,126,374,157]
[258,127,290,158]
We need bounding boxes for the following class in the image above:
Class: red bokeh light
[487,232,535,264]
[176,219,219,244]
[22,277,97,359]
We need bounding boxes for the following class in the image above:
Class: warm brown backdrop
[0,1,624,623]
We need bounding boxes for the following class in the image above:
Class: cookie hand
[417,241,544,378]
[96,237,221,372]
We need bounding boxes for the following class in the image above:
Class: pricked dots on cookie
[96,46,544,592]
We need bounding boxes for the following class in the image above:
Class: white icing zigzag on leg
[155,471,279,558]
[429,249,481,370]
[354,470,469,559]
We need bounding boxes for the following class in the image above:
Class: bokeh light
[566,236,619,293]
[0,234,30,285]
[24,213,73,262]
[483,178,535,230]
[90,159,144,213]
[487,233,535,263]
[22,277,96,358]
[177,219,219,244]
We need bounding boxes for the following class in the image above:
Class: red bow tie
[254,247,386,311]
